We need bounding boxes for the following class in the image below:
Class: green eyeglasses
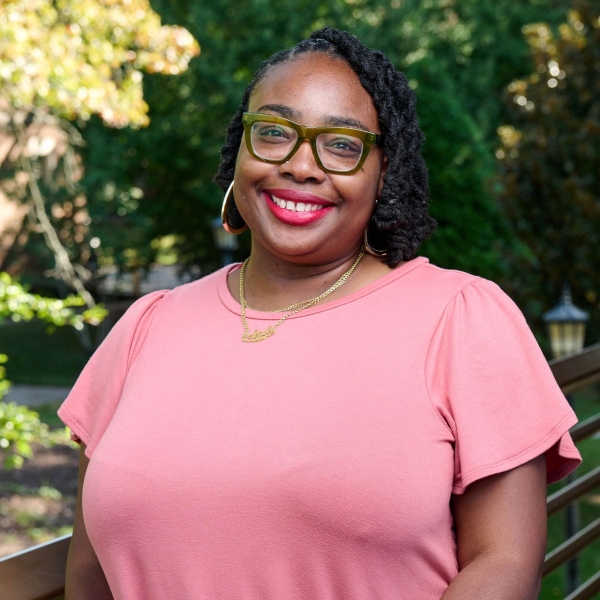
[242,112,381,175]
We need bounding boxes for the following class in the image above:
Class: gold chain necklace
[239,246,365,343]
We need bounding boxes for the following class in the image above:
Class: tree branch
[14,118,96,310]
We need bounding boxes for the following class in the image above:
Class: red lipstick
[263,189,334,226]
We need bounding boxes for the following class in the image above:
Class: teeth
[271,195,322,212]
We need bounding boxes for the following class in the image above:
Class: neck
[240,241,365,312]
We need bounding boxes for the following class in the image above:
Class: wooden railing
[1,343,599,600]
[543,342,600,600]
[0,534,69,600]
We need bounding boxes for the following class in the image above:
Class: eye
[253,124,294,143]
[321,135,362,157]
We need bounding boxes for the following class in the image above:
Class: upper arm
[451,454,547,581]
[65,443,113,600]
[71,443,92,559]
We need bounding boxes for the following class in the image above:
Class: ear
[377,155,388,198]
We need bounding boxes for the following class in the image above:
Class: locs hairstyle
[214,27,436,267]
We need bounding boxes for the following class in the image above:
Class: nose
[278,139,326,182]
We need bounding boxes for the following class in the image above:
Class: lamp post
[543,287,589,359]
[543,287,589,595]
[211,217,239,267]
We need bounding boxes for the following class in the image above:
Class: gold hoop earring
[221,181,247,234]
[363,224,387,257]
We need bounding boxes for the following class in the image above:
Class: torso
[65,257,577,599]
[84,257,460,599]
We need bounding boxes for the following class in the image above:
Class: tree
[0,0,199,291]
[5,0,574,286]
[496,0,600,340]
[0,0,199,127]
[82,0,567,278]
[0,1,198,465]
[371,0,572,277]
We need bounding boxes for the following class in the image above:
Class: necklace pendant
[242,325,277,343]
[238,246,364,343]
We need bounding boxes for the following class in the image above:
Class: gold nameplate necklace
[239,246,365,343]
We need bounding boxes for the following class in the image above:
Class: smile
[263,190,334,226]
[270,195,325,213]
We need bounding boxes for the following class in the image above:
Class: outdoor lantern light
[543,287,589,359]
[211,217,239,266]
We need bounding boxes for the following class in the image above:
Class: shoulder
[161,265,232,303]
[101,271,223,352]
[395,258,517,321]
[123,266,232,319]
[415,260,501,297]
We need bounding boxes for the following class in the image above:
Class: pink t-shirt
[59,258,580,600]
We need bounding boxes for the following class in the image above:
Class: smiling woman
[58,27,580,600]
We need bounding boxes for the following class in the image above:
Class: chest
[90,309,455,546]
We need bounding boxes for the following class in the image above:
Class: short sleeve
[425,279,581,494]
[58,290,167,459]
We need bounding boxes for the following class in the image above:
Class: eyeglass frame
[242,112,382,175]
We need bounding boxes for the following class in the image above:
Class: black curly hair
[214,27,436,266]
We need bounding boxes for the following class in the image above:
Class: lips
[270,195,324,213]
[263,189,334,226]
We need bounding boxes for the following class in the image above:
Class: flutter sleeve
[425,278,581,495]
[58,290,167,459]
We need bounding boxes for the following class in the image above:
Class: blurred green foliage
[496,0,600,340]
[0,271,106,329]
[0,352,64,471]
[0,320,90,386]
[0,398,53,470]
[0,273,103,469]
[2,0,597,343]
[78,0,575,281]
[0,0,199,127]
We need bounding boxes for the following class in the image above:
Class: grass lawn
[0,320,91,386]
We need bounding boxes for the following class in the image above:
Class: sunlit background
[0,1,598,598]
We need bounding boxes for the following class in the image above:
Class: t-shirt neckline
[217,256,429,320]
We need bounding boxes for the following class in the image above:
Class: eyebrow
[256,104,301,121]
[323,116,370,131]
[255,104,373,132]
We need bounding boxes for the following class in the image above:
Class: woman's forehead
[248,53,379,131]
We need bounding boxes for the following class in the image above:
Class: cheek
[232,152,271,225]
[357,169,382,204]
[233,152,255,202]
[234,142,268,186]
[368,166,386,202]
[233,143,246,181]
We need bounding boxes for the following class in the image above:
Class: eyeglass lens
[250,122,364,172]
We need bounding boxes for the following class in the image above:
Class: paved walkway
[3,385,71,406]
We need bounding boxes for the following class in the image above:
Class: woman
[60,27,580,599]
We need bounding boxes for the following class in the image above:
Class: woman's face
[233,52,387,265]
